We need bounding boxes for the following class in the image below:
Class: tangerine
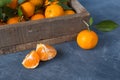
[21,2,35,17]
[36,43,57,61]
[29,0,43,6]
[7,17,19,24]
[44,0,58,6]
[45,4,64,18]
[64,10,75,15]
[7,0,18,9]
[22,50,40,69]
[77,29,98,49]
[31,13,45,20]
[7,16,24,24]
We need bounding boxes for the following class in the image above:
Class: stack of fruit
[0,0,75,25]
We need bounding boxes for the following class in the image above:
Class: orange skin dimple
[77,29,98,49]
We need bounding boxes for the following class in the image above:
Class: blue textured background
[0,0,120,80]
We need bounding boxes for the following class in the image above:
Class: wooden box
[0,0,90,54]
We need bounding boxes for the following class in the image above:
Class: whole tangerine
[21,2,35,17]
[77,29,98,49]
[45,4,64,18]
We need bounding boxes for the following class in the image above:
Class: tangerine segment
[22,50,40,69]
[36,43,57,61]
[21,2,35,17]
[45,4,64,18]
[77,29,98,49]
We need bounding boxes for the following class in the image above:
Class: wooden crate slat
[0,33,77,54]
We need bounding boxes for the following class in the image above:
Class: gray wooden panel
[0,34,77,54]
[0,25,23,48]
[20,14,88,43]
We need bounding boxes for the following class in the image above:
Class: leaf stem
[19,16,24,22]
[83,20,91,31]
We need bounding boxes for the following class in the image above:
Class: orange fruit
[21,2,35,17]
[7,16,24,24]
[36,43,57,61]
[45,4,64,18]
[31,13,45,20]
[44,0,59,6]
[7,0,18,9]
[64,10,75,15]
[77,29,98,49]
[22,50,40,69]
[7,17,19,24]
[29,0,43,6]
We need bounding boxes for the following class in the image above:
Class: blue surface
[0,0,120,80]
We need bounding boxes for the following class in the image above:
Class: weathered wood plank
[0,33,78,54]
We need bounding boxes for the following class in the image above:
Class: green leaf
[0,8,2,19]
[5,0,12,4]
[0,0,6,7]
[58,3,72,10]
[18,7,23,17]
[0,0,11,7]
[95,20,119,32]
[18,0,25,4]
[89,17,93,26]
[3,6,16,18]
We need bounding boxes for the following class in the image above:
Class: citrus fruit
[29,0,43,6]
[22,50,40,69]
[21,2,35,17]
[7,17,19,24]
[45,4,64,18]
[44,0,58,6]
[36,43,57,61]
[7,16,24,24]
[64,10,75,15]
[77,29,98,49]
[31,13,45,20]
[7,0,18,9]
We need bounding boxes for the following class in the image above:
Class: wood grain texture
[0,0,90,54]
[0,34,77,54]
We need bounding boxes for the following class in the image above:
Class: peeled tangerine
[36,43,57,61]
[22,50,40,69]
